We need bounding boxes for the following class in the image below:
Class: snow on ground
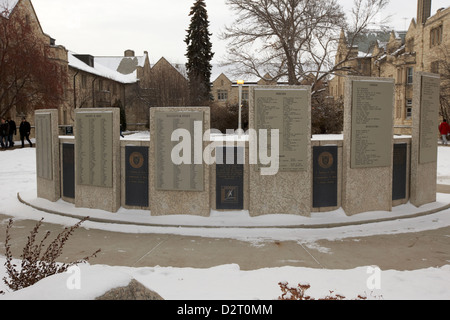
[0,143,450,300]
[438,146,450,185]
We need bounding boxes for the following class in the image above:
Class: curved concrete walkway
[0,187,449,271]
[16,190,450,229]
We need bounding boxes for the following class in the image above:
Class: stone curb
[16,192,450,230]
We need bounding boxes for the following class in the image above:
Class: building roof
[95,54,147,76]
[68,52,138,84]
[211,64,272,84]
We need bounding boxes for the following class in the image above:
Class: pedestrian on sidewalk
[0,118,9,149]
[7,117,16,148]
[439,119,450,145]
[19,117,32,148]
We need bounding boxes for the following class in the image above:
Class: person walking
[0,118,10,149]
[19,117,32,148]
[439,119,450,146]
[7,117,16,148]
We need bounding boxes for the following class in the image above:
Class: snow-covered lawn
[0,144,449,300]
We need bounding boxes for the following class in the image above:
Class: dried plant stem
[3,217,101,292]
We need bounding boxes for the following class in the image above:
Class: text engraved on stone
[76,112,113,188]
[155,111,204,191]
[255,88,309,171]
[419,75,440,164]
[35,113,53,180]
[351,80,393,168]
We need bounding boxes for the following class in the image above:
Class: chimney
[124,49,135,57]
[417,0,432,25]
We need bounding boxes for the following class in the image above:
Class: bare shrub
[3,217,101,292]
[278,282,368,300]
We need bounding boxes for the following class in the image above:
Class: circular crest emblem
[129,152,144,169]
[318,152,333,169]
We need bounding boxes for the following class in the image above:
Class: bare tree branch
[220,0,389,92]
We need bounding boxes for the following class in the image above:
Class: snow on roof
[0,0,19,18]
[211,64,263,83]
[68,52,137,84]
[95,54,147,76]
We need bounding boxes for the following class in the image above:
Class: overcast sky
[31,0,449,64]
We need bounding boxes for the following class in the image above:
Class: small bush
[3,216,100,292]
[278,282,368,300]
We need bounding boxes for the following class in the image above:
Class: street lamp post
[237,80,244,136]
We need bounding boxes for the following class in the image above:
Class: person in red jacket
[439,119,450,145]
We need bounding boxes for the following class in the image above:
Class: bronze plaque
[216,147,244,210]
[313,146,338,208]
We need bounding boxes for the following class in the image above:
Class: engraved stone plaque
[155,111,204,191]
[392,143,407,201]
[35,113,53,180]
[216,147,244,210]
[351,80,393,168]
[254,88,309,171]
[313,146,338,208]
[62,143,75,199]
[419,75,440,164]
[76,111,113,188]
[125,146,149,207]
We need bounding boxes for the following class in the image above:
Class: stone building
[67,50,153,130]
[1,0,189,134]
[329,0,449,135]
[211,66,280,107]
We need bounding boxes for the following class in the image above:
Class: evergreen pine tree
[185,0,214,106]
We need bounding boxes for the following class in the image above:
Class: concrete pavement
[1,208,449,271]
[0,184,449,271]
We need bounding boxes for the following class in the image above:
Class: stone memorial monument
[74,108,120,213]
[410,72,440,207]
[149,107,210,216]
[35,109,60,202]
[342,77,395,216]
[249,86,311,216]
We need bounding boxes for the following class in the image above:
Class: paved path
[1,212,449,271]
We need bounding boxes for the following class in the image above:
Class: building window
[406,99,413,119]
[431,61,440,74]
[242,90,249,101]
[407,67,414,84]
[430,25,443,47]
[217,90,228,101]
[81,74,87,89]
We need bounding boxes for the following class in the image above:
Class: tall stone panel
[149,107,210,216]
[410,72,440,207]
[35,109,60,202]
[342,77,395,216]
[74,108,120,213]
[248,86,311,217]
